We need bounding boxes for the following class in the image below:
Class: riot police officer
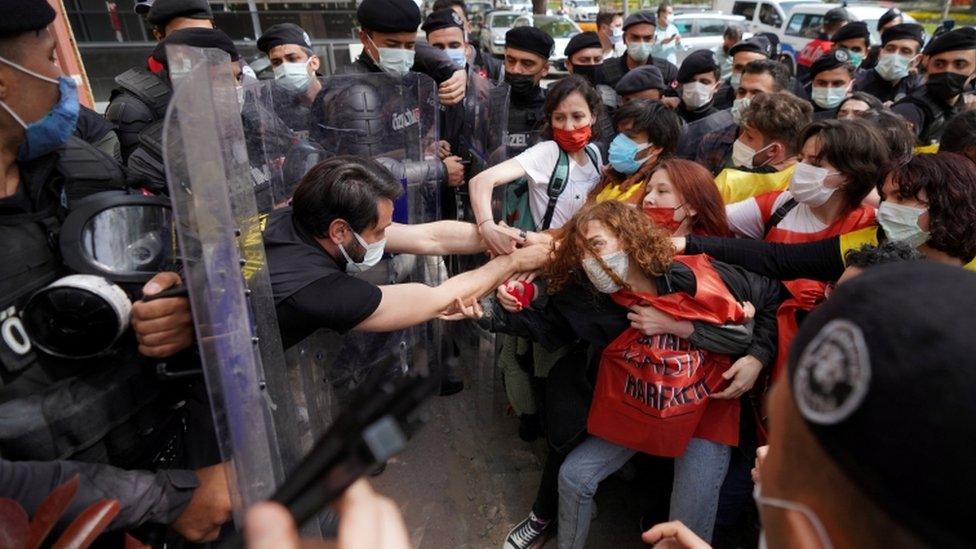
[892,27,976,146]
[503,26,553,157]
[854,24,925,104]
[0,1,229,541]
[257,23,323,140]
[595,11,678,92]
[104,0,215,161]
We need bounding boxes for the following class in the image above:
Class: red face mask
[642,204,686,234]
[553,125,592,152]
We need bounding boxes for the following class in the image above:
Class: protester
[675,49,722,123]
[940,110,976,164]
[835,91,883,119]
[853,23,925,103]
[713,25,743,82]
[590,98,682,204]
[712,35,772,110]
[696,62,794,177]
[640,158,733,237]
[858,108,917,163]
[727,119,889,381]
[675,153,976,279]
[720,92,812,202]
[595,10,624,59]
[645,261,976,549]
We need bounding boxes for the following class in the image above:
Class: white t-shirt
[726,191,828,240]
[514,140,603,229]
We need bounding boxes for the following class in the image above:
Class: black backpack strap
[763,197,798,237]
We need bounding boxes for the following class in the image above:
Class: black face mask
[926,71,971,102]
[505,72,537,99]
[572,64,602,85]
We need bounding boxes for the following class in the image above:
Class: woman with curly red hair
[472,201,781,548]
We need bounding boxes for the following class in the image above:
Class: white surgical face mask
[627,42,654,63]
[274,60,312,92]
[875,52,912,82]
[581,250,629,293]
[731,138,774,169]
[811,85,848,109]
[235,85,245,113]
[368,35,415,77]
[730,96,750,125]
[445,47,467,69]
[730,71,742,90]
[789,162,841,207]
[610,27,623,44]
[339,230,387,273]
[754,484,834,549]
[877,202,930,248]
[681,81,714,109]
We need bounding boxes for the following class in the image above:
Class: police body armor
[506,91,546,157]
[895,89,955,146]
[0,138,181,469]
[104,68,173,161]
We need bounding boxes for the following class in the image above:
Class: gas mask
[23,193,179,359]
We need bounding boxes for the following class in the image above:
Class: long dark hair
[799,118,889,211]
[540,75,604,140]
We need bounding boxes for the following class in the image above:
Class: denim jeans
[557,435,731,549]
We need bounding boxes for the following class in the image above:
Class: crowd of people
[0,0,975,547]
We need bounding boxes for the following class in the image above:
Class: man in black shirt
[596,10,678,91]
[266,156,550,348]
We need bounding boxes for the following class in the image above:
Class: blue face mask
[627,42,654,63]
[445,47,467,69]
[0,56,79,162]
[367,34,415,77]
[608,133,652,174]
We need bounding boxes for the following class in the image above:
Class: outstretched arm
[354,245,550,332]
[469,158,529,255]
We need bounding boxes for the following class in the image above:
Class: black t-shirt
[263,208,382,348]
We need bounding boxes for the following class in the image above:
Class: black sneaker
[503,511,552,549]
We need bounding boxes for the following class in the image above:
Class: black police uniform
[506,86,547,156]
[104,66,172,162]
[854,68,921,104]
[0,137,208,531]
[891,89,965,146]
[596,54,678,92]
[676,101,718,123]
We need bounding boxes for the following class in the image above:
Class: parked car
[511,13,581,72]
[495,0,531,12]
[467,1,494,43]
[671,12,751,64]
[714,0,820,37]
[481,10,524,56]
[563,0,598,23]
[775,4,918,74]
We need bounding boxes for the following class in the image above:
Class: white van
[713,0,821,36]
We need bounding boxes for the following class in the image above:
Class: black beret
[615,64,664,95]
[622,10,657,31]
[787,261,976,548]
[0,0,55,38]
[881,23,925,46]
[357,0,422,33]
[146,0,212,26]
[823,7,851,24]
[923,27,976,56]
[505,26,554,60]
[152,27,240,67]
[135,0,153,15]
[831,21,869,44]
[564,31,602,59]
[257,23,312,54]
[877,7,902,31]
[422,8,465,34]
[728,35,772,58]
[809,48,853,77]
[677,49,718,83]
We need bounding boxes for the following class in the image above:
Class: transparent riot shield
[163,46,328,531]
[456,70,510,223]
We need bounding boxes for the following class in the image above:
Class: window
[732,1,757,20]
[785,13,822,38]
[674,20,694,34]
[493,13,521,27]
[758,3,782,27]
[697,19,727,35]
